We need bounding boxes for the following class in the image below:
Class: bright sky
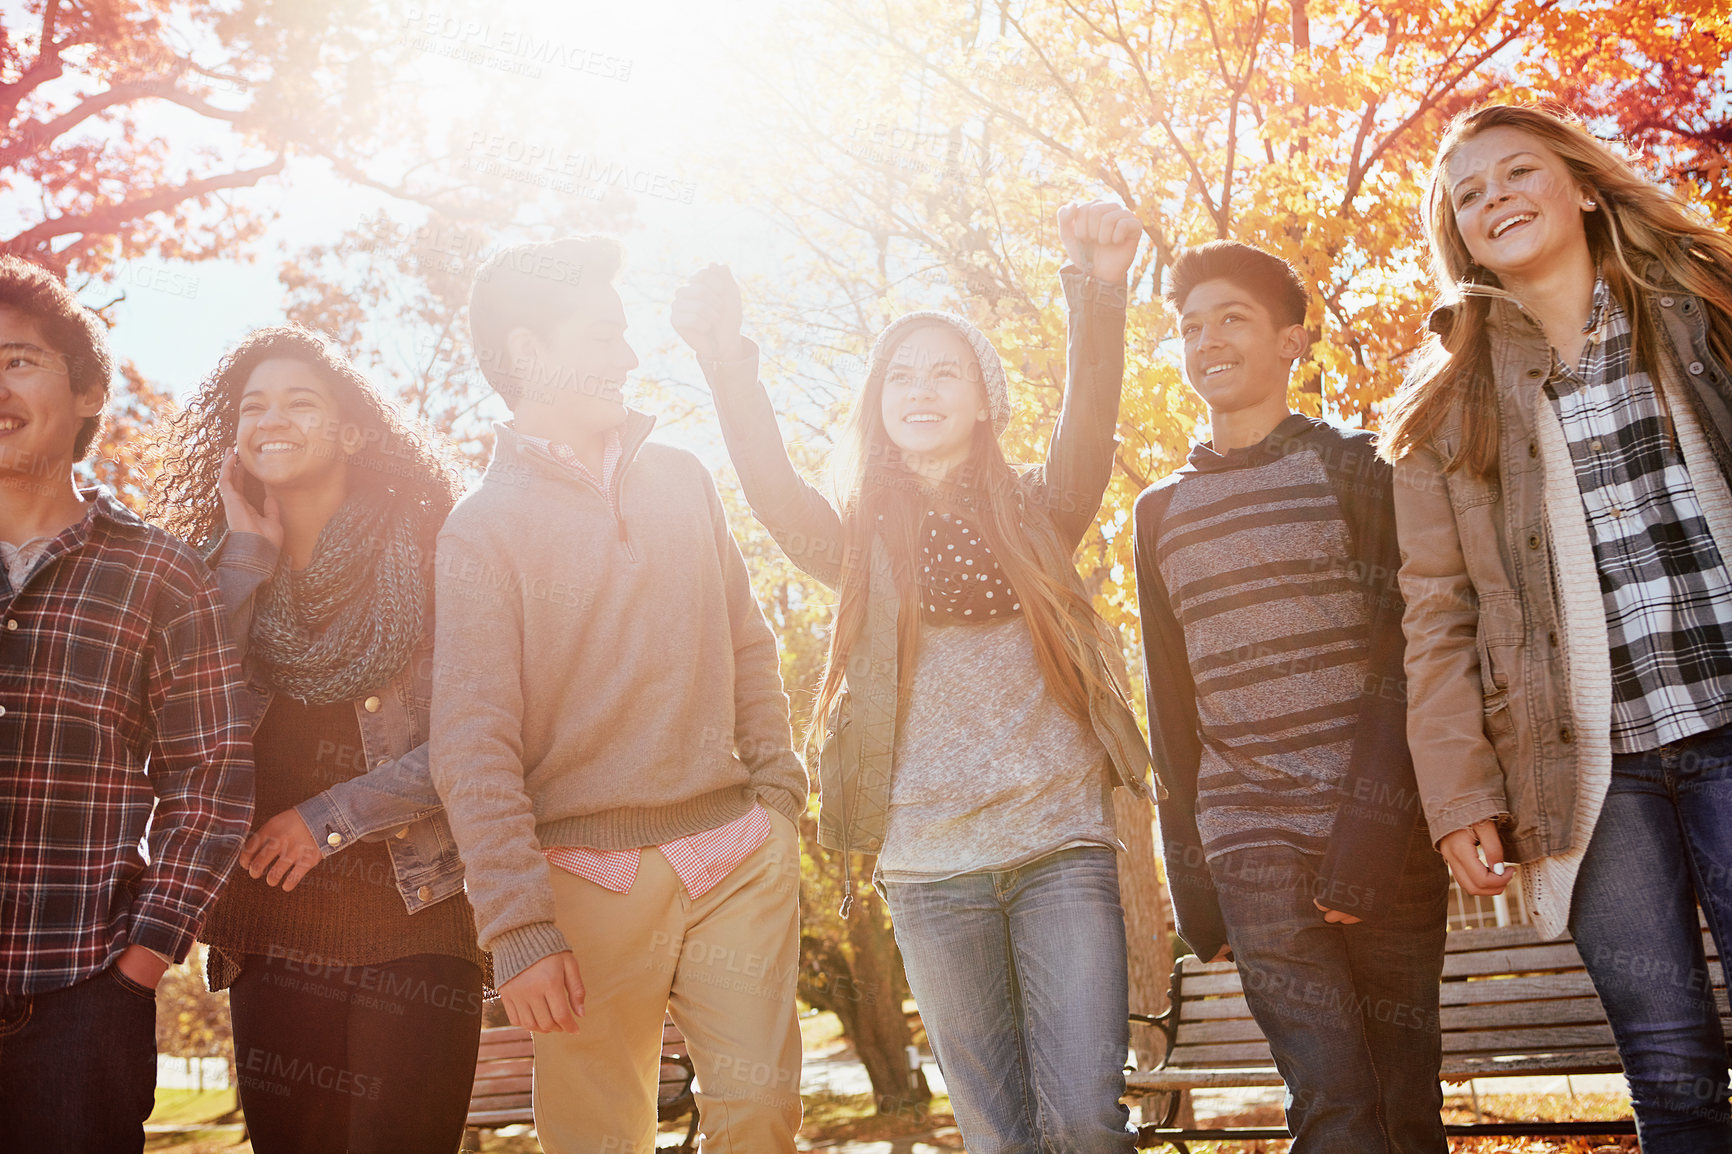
[91,0,798,457]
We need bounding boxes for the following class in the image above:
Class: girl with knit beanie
[677,201,1158,1152]
[149,327,486,1154]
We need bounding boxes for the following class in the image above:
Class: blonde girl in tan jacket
[1382,103,1732,1151]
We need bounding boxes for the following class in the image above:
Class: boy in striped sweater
[1132,242,1450,1153]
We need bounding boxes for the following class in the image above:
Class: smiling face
[0,306,102,480]
[235,358,354,493]
[1446,125,1594,285]
[878,324,990,475]
[1177,279,1308,416]
[508,282,638,440]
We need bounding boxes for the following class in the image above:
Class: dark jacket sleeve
[1132,483,1229,961]
[1037,268,1130,550]
[1315,428,1435,920]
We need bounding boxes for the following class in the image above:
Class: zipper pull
[617,515,639,562]
[838,878,854,920]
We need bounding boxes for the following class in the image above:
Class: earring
[1583,199,1597,209]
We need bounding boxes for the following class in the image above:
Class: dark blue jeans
[0,964,158,1153]
[1570,722,1732,1153]
[883,846,1136,1153]
[1209,834,1450,1154]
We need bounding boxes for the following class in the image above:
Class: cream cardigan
[1524,362,1732,938]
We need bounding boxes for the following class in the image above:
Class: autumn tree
[0,0,607,491]
[155,946,240,1111]
[724,0,1732,1116]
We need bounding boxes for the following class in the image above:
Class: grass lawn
[139,1042,1639,1152]
[147,1088,238,1127]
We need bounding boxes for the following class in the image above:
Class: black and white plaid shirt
[1545,277,1732,753]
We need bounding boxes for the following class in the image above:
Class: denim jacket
[210,532,465,914]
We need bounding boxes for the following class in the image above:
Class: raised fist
[672,263,745,363]
[1058,200,1143,281]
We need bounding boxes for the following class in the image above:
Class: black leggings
[229,951,483,1154]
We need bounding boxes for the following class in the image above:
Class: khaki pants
[532,809,804,1154]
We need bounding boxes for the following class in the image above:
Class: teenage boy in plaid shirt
[0,256,253,1153]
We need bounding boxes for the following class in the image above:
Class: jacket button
[1526,367,1543,379]
[1559,725,1574,744]
[327,832,343,847]
[363,695,382,713]
[1548,630,1558,647]
[1661,296,1676,307]
[417,886,433,902]
[4,619,15,631]
[1527,533,1541,550]
[1528,441,1539,459]
[395,827,409,839]
[1689,361,1705,375]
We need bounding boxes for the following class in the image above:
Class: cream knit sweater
[1524,362,1732,938]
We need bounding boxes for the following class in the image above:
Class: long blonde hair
[809,326,1120,744]
[1381,102,1732,473]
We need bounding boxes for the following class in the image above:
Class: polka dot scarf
[903,507,1022,624]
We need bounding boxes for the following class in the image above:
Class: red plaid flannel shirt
[0,489,254,995]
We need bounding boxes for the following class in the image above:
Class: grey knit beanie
[865,311,1012,436]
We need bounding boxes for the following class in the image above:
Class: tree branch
[2,155,286,252]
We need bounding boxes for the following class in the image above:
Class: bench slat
[1440,923,1716,956]
[1442,943,1598,978]
[1438,973,1601,1004]
[473,1057,534,1077]
[1167,1012,1629,1052]
[1441,1024,1617,1054]
[468,1020,695,1131]
[1443,996,1620,1030]
[1166,1041,1276,1065]
[1130,1050,1631,1091]
[1170,998,1692,1048]
[473,1075,534,1097]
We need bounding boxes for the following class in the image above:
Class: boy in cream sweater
[431,237,808,1154]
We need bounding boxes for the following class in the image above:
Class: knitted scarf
[250,495,426,705]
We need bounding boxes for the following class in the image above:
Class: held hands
[1058,200,1143,282]
[1439,819,1512,896]
[672,264,745,364]
[239,808,324,893]
[218,450,284,550]
[499,951,587,1033]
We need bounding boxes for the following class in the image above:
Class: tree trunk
[843,884,932,1116]
[797,816,932,1118]
[1115,789,1184,1126]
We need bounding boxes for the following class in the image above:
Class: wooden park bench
[464,1015,699,1151]
[1127,922,1730,1151]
